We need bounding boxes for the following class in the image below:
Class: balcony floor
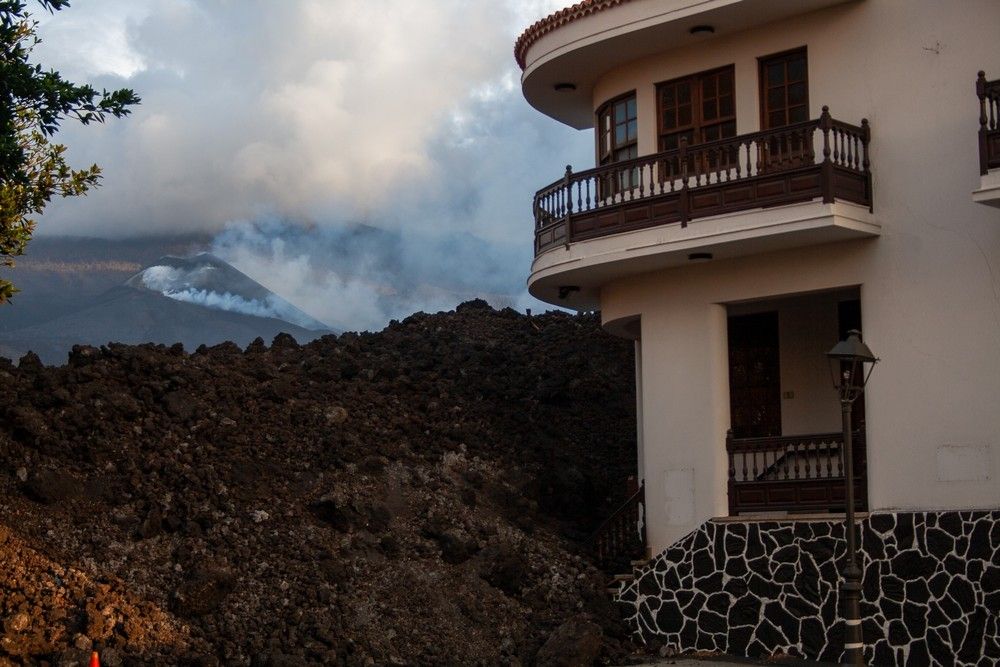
[528,199,879,310]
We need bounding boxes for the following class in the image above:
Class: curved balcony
[533,107,872,256]
[975,71,1000,207]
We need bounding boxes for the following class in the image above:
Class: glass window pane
[662,87,675,107]
[627,120,637,140]
[703,125,719,141]
[719,95,734,117]
[768,87,785,110]
[662,134,677,150]
[662,109,676,129]
[678,105,692,126]
[703,99,717,120]
[721,120,736,138]
[615,124,626,144]
[678,82,691,104]
[615,102,626,123]
[767,62,785,86]
[788,81,806,105]
[769,109,785,128]
[626,98,637,119]
[788,56,806,82]
[789,105,808,122]
[702,77,716,98]
[719,71,733,94]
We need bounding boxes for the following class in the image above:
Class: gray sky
[34,0,591,241]
[31,1,594,329]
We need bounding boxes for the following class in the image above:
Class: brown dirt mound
[0,302,637,665]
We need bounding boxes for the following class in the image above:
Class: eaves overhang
[519,0,859,130]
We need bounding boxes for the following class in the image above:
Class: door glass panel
[662,109,676,129]
[789,105,808,123]
[678,82,691,104]
[678,106,692,126]
[719,71,733,94]
[788,56,807,82]
[788,82,806,105]
[769,110,785,127]
[768,87,785,109]
[767,63,785,86]
[703,98,717,120]
[719,95,734,117]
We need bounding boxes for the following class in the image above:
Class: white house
[517,1,1000,663]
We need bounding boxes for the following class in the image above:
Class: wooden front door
[728,311,781,439]
[759,48,812,169]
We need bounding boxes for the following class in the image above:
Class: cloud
[29,1,589,329]
[34,0,586,236]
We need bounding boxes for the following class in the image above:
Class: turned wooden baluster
[861,119,872,208]
[679,137,690,227]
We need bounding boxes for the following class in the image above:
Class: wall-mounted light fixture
[553,82,577,92]
[558,285,580,299]
[689,25,715,35]
[688,252,713,262]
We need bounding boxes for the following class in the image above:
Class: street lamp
[827,329,878,666]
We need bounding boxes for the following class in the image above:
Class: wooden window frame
[595,91,638,192]
[655,64,737,152]
[758,46,809,130]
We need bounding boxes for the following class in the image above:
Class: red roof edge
[514,0,634,70]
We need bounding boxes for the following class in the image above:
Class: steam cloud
[32,1,590,330]
[137,264,327,330]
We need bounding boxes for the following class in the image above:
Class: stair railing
[592,481,646,570]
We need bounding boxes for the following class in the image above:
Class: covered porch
[725,288,867,515]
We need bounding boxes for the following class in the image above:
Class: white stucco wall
[525,0,1000,553]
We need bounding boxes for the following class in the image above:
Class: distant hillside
[0,286,329,365]
[1,234,212,332]
[0,249,332,365]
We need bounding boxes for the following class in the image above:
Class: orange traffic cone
[89,651,100,667]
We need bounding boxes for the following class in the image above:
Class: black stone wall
[616,511,1000,665]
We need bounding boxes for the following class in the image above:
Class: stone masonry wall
[616,511,1000,665]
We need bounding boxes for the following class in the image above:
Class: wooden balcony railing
[592,481,646,570]
[978,71,1000,175]
[726,430,868,515]
[533,107,871,255]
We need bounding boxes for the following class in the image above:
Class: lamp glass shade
[826,330,877,364]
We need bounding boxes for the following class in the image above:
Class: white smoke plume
[32,1,586,330]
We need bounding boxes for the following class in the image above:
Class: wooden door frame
[655,63,737,151]
[757,46,809,130]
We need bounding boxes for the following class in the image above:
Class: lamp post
[827,329,878,667]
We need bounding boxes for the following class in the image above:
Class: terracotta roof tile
[514,0,634,70]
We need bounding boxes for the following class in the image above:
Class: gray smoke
[30,1,588,331]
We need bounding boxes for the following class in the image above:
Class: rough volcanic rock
[0,303,638,664]
[535,614,604,667]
